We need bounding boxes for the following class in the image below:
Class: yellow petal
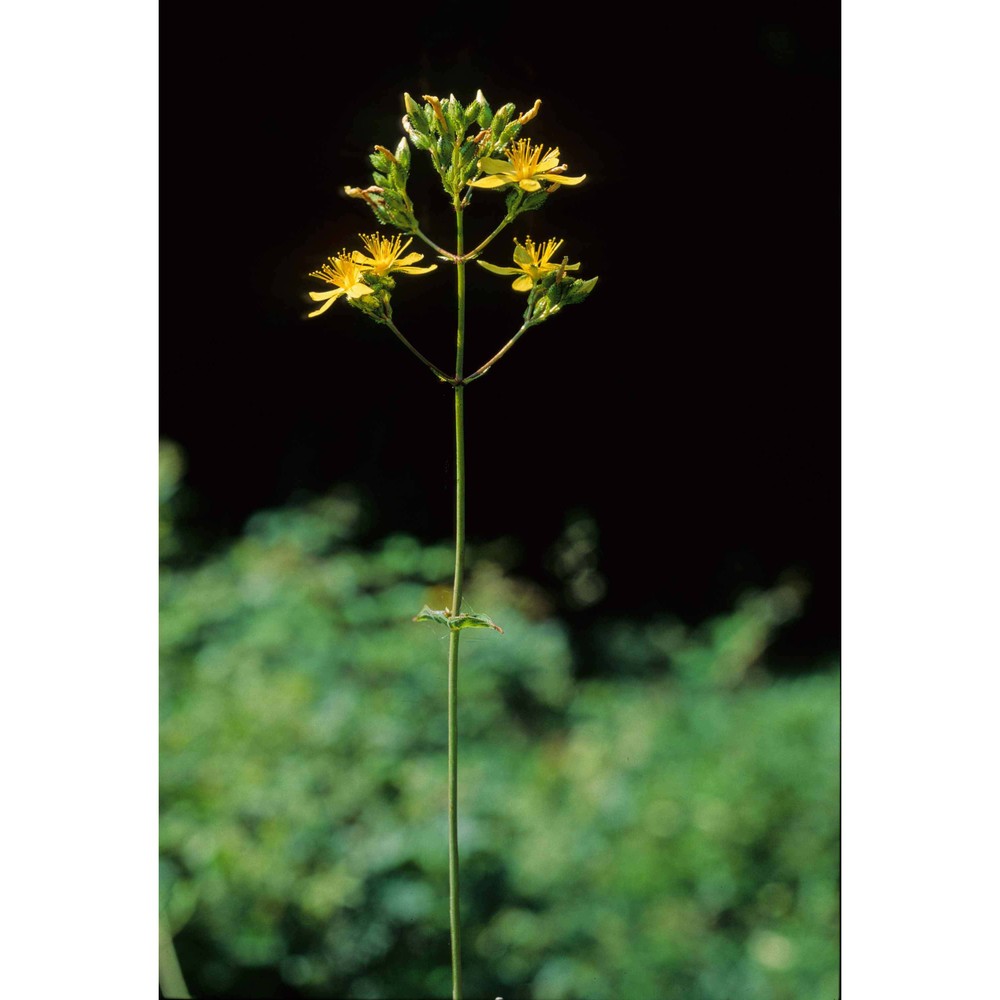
[346,283,373,299]
[307,289,345,317]
[397,264,438,274]
[478,157,515,174]
[538,173,586,186]
[536,151,561,172]
[395,252,426,268]
[468,175,512,189]
[512,275,534,292]
[477,260,522,276]
[516,99,541,125]
[518,178,542,192]
[512,242,533,266]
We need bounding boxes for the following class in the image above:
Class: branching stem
[447,198,466,1000]
[462,324,531,385]
[463,215,515,261]
[412,226,458,262]
[382,316,453,383]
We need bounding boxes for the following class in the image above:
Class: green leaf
[413,606,450,627]
[412,606,504,634]
[449,613,504,634]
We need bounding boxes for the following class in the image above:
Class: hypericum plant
[306,90,596,999]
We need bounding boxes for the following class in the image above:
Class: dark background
[161,4,839,675]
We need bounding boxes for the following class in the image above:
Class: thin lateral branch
[383,316,455,383]
[411,227,458,262]
[462,215,515,262]
[461,324,530,385]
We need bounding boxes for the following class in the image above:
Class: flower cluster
[308,90,596,337]
[468,139,585,193]
[477,236,580,291]
[308,234,436,318]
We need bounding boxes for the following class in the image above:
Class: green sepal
[369,150,390,172]
[351,185,417,233]
[404,100,433,137]
[476,92,493,128]
[524,273,599,326]
[459,139,477,164]
[395,136,411,171]
[381,194,418,232]
[490,104,515,142]
[413,606,504,634]
[504,188,525,219]
[372,171,389,187]
[433,137,456,193]
[443,95,463,137]
[464,92,484,124]
[348,285,392,324]
[403,116,433,150]
[497,122,523,148]
[519,190,548,215]
[387,160,408,191]
[562,275,598,306]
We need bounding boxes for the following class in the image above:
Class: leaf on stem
[413,606,505,634]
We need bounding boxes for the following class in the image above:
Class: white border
[842,1,1000,995]
[1,3,158,997]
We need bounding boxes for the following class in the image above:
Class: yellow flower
[476,237,581,292]
[351,233,437,277]
[467,139,586,193]
[307,253,373,317]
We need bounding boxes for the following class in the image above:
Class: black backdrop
[160,4,839,674]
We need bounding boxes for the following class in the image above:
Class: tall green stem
[448,199,466,1000]
[159,914,191,999]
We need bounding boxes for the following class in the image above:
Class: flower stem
[463,214,515,261]
[412,226,457,262]
[159,913,191,1000]
[382,315,453,383]
[448,199,466,1000]
[462,323,530,385]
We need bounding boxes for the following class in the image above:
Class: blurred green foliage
[160,441,839,999]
